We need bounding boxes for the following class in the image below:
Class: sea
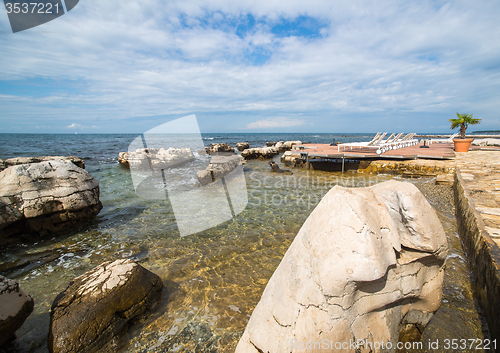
[0,133,487,352]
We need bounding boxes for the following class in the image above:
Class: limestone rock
[236,180,448,353]
[0,160,102,246]
[48,259,163,353]
[275,140,302,152]
[196,155,244,186]
[0,156,85,172]
[266,142,277,147]
[118,147,194,170]
[204,143,235,155]
[236,142,250,151]
[281,150,304,167]
[0,276,34,346]
[241,147,278,160]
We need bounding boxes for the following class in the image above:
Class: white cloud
[246,117,305,129]
[0,0,500,132]
[67,123,82,128]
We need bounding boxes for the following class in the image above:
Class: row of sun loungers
[428,132,458,144]
[337,132,419,154]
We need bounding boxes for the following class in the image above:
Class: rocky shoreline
[0,146,488,352]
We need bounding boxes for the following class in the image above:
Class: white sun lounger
[337,132,386,152]
[429,133,458,144]
[376,133,418,154]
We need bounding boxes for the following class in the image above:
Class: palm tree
[449,113,481,139]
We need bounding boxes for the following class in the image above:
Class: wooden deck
[297,141,456,160]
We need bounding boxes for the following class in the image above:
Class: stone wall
[453,170,500,340]
[357,160,456,177]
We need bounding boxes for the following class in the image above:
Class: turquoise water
[0,134,486,352]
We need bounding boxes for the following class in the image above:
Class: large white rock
[118,147,194,170]
[0,160,102,245]
[236,180,448,353]
[241,146,279,160]
[275,140,302,152]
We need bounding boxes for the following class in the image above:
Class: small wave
[204,138,214,140]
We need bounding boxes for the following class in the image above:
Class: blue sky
[1,0,500,133]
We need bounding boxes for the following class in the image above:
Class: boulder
[204,143,235,155]
[266,142,277,147]
[269,161,292,174]
[236,180,448,352]
[0,156,85,172]
[281,150,304,167]
[0,276,34,346]
[48,259,163,353]
[241,147,279,160]
[236,142,250,151]
[196,155,244,186]
[275,140,302,152]
[118,147,194,170]
[0,160,102,246]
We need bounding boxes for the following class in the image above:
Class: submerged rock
[0,276,34,347]
[196,155,244,185]
[236,142,250,151]
[236,180,448,352]
[0,156,85,172]
[269,161,292,174]
[204,143,235,155]
[118,147,194,170]
[241,147,278,160]
[0,160,102,246]
[48,259,163,353]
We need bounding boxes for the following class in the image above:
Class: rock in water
[241,147,278,160]
[0,276,34,346]
[236,142,250,151]
[0,160,102,246]
[269,161,292,174]
[236,180,448,352]
[281,150,304,167]
[275,140,302,152]
[205,143,235,155]
[196,155,244,185]
[118,147,194,169]
[48,259,163,353]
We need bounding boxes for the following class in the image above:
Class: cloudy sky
[1,0,499,133]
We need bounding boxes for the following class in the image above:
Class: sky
[1,0,500,134]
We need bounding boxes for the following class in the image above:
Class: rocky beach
[0,133,494,352]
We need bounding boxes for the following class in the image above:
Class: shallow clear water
[0,134,486,352]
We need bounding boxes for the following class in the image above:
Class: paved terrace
[453,150,500,340]
[456,151,500,248]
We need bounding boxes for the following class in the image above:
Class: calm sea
[0,133,485,352]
